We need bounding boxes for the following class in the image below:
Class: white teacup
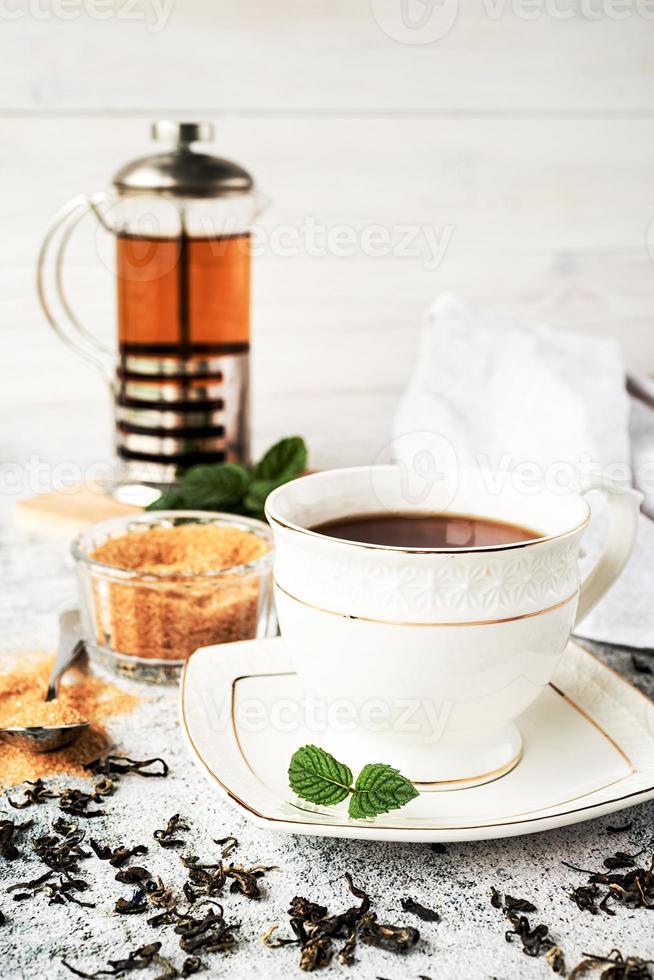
[266,466,640,787]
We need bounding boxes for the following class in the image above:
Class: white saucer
[180,637,654,842]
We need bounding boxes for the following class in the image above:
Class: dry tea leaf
[154,814,189,849]
[400,896,440,923]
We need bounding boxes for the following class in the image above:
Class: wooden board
[14,484,141,539]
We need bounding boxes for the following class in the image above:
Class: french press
[37,121,261,488]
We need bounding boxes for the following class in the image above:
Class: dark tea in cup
[311,513,540,549]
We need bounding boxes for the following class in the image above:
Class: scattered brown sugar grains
[1,726,112,789]
[0,654,139,787]
[0,655,139,729]
[91,523,269,575]
[87,523,272,662]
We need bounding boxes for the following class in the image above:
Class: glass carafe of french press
[38,121,260,489]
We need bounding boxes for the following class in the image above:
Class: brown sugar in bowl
[72,512,275,682]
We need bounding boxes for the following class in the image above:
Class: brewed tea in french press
[38,121,261,490]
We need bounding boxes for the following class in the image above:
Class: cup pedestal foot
[323,723,523,792]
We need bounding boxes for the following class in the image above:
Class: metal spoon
[0,609,90,753]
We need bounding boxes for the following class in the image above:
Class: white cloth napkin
[392,294,654,649]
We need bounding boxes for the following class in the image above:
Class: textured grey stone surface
[1,515,654,980]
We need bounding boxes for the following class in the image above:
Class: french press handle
[36,192,114,383]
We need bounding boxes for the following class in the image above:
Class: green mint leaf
[288,745,353,807]
[146,462,251,512]
[348,763,418,820]
[242,477,283,518]
[244,436,307,516]
[181,462,251,509]
[253,436,307,483]
[145,437,307,515]
[146,488,186,511]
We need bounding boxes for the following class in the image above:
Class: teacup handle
[575,475,642,626]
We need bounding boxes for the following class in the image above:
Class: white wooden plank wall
[1,0,653,481]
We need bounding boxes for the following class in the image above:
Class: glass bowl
[72,510,275,683]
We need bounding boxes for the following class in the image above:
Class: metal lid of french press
[112,121,254,198]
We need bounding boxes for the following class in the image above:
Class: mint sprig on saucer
[347,763,419,819]
[289,745,419,820]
